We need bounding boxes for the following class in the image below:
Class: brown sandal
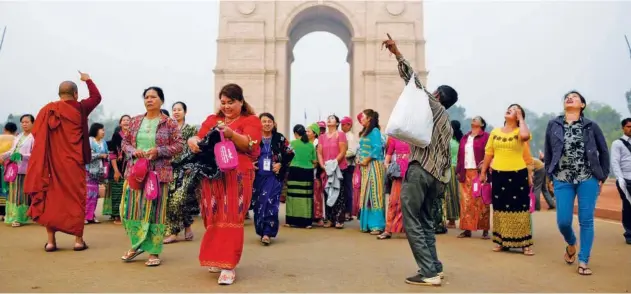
[377,233,391,240]
[457,231,472,238]
[564,245,577,264]
[577,265,592,275]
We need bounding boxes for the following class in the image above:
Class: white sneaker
[208,267,221,273]
[405,274,441,286]
[218,270,236,285]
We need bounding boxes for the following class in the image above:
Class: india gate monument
[214,1,426,133]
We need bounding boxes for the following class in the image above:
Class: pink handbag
[480,183,492,205]
[472,176,482,198]
[3,161,17,183]
[214,130,238,172]
[128,158,149,190]
[529,186,535,213]
[144,171,159,200]
[102,159,109,179]
[353,165,361,189]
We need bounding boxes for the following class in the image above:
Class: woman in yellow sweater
[480,104,534,255]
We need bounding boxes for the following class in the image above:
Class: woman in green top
[444,120,463,228]
[120,87,183,267]
[285,124,317,228]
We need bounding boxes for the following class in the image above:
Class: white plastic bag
[385,73,434,147]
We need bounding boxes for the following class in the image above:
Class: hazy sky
[0,1,630,131]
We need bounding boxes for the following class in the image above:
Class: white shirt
[345,132,358,159]
[610,135,631,204]
[464,135,477,169]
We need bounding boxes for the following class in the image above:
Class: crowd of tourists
[0,38,629,287]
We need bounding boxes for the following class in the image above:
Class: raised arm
[78,72,102,115]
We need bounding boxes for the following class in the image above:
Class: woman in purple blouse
[455,116,490,239]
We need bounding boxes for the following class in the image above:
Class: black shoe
[405,274,441,286]
[625,239,631,245]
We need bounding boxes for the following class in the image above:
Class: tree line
[447,99,627,157]
[1,91,630,154]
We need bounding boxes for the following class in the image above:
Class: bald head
[59,81,78,100]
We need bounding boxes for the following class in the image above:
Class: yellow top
[485,128,530,171]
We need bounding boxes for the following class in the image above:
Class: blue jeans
[553,177,599,264]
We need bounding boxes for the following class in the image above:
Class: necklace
[224,115,241,125]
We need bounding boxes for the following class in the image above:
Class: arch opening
[285,5,354,135]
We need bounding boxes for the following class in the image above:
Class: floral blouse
[554,119,591,184]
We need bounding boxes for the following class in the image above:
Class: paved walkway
[0,202,629,292]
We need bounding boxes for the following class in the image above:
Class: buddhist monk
[24,71,102,252]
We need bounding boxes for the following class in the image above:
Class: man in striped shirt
[383,38,458,286]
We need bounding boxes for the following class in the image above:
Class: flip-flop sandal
[305,226,312,229]
[145,258,161,267]
[577,266,592,275]
[184,232,194,241]
[11,222,21,227]
[218,270,236,285]
[523,247,535,256]
[260,237,271,246]
[457,231,472,238]
[163,237,178,244]
[121,249,145,262]
[370,230,382,235]
[492,245,504,252]
[377,233,391,240]
[44,243,58,252]
[481,233,490,240]
[335,223,344,229]
[208,267,221,273]
[73,241,89,251]
[564,246,577,264]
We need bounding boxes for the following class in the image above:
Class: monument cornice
[362,70,429,77]
[213,68,278,75]
[352,38,425,45]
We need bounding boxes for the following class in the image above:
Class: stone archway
[214,1,427,134]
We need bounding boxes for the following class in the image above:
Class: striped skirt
[5,174,29,224]
[444,167,460,221]
[385,178,404,233]
[359,160,386,232]
[121,181,168,255]
[103,180,124,217]
[285,167,314,228]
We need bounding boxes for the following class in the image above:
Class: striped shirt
[396,56,453,183]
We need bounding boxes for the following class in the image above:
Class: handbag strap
[620,138,631,154]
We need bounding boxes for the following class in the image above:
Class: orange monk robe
[24,80,101,237]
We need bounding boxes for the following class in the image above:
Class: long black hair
[451,120,463,142]
[359,109,380,137]
[259,112,278,134]
[293,124,309,143]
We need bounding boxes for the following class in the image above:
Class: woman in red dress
[187,83,262,285]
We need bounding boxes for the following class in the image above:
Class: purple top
[386,137,411,179]
[456,131,489,183]
[2,133,34,174]
[318,130,348,170]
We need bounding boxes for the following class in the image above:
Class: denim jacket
[543,116,610,182]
